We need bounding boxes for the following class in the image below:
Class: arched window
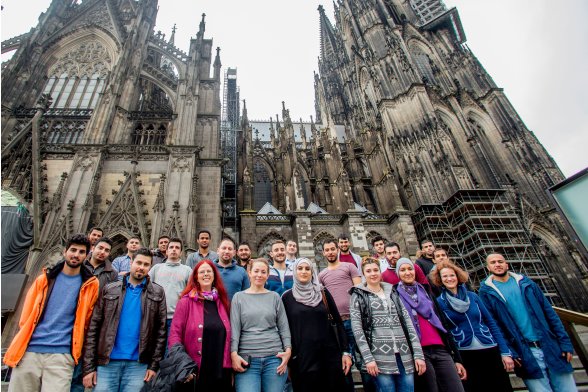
[253,159,273,211]
[42,41,111,109]
[413,51,436,84]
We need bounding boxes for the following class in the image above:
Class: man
[337,233,362,272]
[237,241,252,269]
[84,237,118,290]
[266,240,294,295]
[85,227,104,261]
[285,240,298,266]
[151,235,169,265]
[433,247,449,264]
[4,234,99,392]
[82,248,167,391]
[318,239,361,392]
[381,242,428,286]
[415,239,436,277]
[371,235,387,270]
[112,236,141,276]
[186,229,219,268]
[148,238,192,333]
[479,253,576,392]
[215,238,249,300]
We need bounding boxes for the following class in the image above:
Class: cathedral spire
[317,5,338,61]
[198,13,206,38]
[213,47,221,80]
[241,99,249,129]
[168,23,177,45]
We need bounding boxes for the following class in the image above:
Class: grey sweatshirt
[230,291,291,357]
[148,260,192,319]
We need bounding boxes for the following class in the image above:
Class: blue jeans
[235,355,288,392]
[94,360,148,392]
[343,319,377,392]
[375,354,414,392]
[523,347,577,392]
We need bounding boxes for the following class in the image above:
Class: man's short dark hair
[434,247,447,254]
[168,237,183,250]
[420,239,434,248]
[338,233,350,241]
[322,239,338,249]
[371,235,385,246]
[132,247,153,263]
[238,241,251,248]
[221,237,236,248]
[385,242,401,252]
[128,236,141,244]
[158,235,170,242]
[95,237,113,248]
[197,230,212,238]
[88,227,103,235]
[66,234,91,253]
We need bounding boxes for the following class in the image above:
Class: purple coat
[168,294,232,369]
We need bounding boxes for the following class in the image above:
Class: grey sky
[1,0,586,177]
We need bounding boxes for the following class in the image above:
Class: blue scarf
[441,284,470,314]
[397,281,446,338]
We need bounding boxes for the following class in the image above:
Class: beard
[65,258,82,269]
[493,270,508,277]
[326,256,338,264]
[340,245,349,252]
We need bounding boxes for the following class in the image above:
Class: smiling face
[197,263,215,291]
[440,267,458,291]
[296,262,312,284]
[270,242,286,264]
[398,263,415,284]
[88,229,103,246]
[322,241,338,263]
[197,232,211,250]
[338,238,351,253]
[237,244,251,262]
[373,240,385,256]
[487,253,509,277]
[217,239,236,265]
[248,260,269,288]
[362,262,381,286]
[64,243,87,270]
[286,241,298,258]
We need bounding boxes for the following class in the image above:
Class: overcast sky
[1,0,586,177]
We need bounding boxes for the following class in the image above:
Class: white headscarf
[291,258,323,307]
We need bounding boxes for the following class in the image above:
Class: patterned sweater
[350,282,424,375]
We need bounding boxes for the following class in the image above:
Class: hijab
[291,258,323,307]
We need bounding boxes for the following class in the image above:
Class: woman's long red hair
[181,259,230,312]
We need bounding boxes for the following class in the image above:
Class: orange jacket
[3,261,99,367]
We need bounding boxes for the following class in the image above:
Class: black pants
[416,345,465,392]
[460,346,513,392]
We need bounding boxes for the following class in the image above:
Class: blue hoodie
[266,264,294,296]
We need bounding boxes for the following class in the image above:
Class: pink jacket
[168,294,232,369]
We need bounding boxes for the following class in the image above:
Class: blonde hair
[361,256,380,273]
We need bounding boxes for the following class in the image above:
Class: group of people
[3,229,577,392]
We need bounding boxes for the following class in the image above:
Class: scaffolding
[220,68,240,233]
[413,189,560,304]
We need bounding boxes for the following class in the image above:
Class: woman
[396,258,466,392]
[168,259,232,392]
[282,258,352,391]
[430,261,514,392]
[350,257,426,392]
[231,258,292,392]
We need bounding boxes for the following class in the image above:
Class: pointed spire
[270,117,276,148]
[318,4,338,61]
[241,99,249,128]
[168,23,177,45]
[213,47,221,80]
[198,13,206,38]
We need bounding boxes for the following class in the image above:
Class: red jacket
[168,293,232,369]
[4,261,99,367]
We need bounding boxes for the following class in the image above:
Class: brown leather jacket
[82,275,167,375]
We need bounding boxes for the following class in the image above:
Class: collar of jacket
[47,260,95,283]
[121,273,152,291]
[482,271,524,302]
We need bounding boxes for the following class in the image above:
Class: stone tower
[236,1,588,310]
[1,1,222,279]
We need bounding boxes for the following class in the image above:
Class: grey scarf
[442,284,471,313]
[291,258,323,307]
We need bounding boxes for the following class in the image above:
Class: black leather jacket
[82,275,167,375]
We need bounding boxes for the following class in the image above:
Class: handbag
[321,290,342,351]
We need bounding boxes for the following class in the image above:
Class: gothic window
[42,41,111,109]
[413,51,436,84]
[137,78,173,113]
[253,159,273,211]
[132,123,167,145]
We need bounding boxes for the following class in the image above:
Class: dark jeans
[343,319,378,392]
[416,345,464,392]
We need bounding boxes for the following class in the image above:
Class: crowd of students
[3,229,578,392]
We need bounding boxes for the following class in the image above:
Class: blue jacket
[266,265,293,296]
[437,286,511,355]
[479,272,574,379]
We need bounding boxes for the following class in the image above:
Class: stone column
[347,211,369,253]
[292,211,314,260]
